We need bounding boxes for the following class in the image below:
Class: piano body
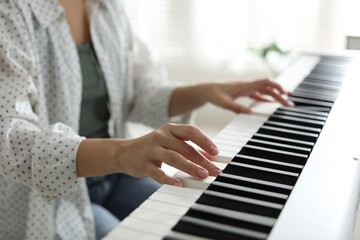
[103,51,360,240]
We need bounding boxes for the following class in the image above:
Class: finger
[258,79,288,95]
[148,165,183,186]
[261,87,294,107]
[215,96,252,114]
[168,124,218,156]
[162,138,221,176]
[249,92,273,102]
[160,149,213,179]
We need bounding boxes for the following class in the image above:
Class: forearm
[76,138,126,177]
[169,83,211,117]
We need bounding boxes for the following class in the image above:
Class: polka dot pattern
[0,0,191,239]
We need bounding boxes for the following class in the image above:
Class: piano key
[239,145,308,165]
[185,208,272,233]
[140,199,189,216]
[104,227,161,240]
[232,155,303,174]
[191,203,277,226]
[224,162,298,185]
[274,109,327,121]
[172,216,266,240]
[292,90,337,102]
[270,114,326,127]
[236,153,303,169]
[216,174,293,195]
[278,106,329,117]
[173,171,216,189]
[207,182,287,204]
[258,126,318,142]
[196,192,282,218]
[296,106,331,112]
[247,138,311,153]
[119,218,170,236]
[130,208,181,226]
[265,120,321,133]
[242,145,308,158]
[149,192,198,207]
[253,133,314,146]
[157,184,203,199]
[288,96,334,108]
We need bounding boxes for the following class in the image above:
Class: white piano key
[236,154,303,168]
[214,136,250,146]
[248,138,312,152]
[149,191,197,207]
[266,120,321,132]
[204,190,283,210]
[157,184,203,199]
[191,203,277,226]
[173,171,216,189]
[140,199,189,216]
[253,133,314,146]
[228,162,299,177]
[216,150,238,162]
[130,208,180,226]
[166,231,212,240]
[243,145,308,158]
[215,143,244,153]
[104,227,161,240]
[119,218,171,236]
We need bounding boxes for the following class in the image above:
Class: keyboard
[103,52,360,240]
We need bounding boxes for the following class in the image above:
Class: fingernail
[172,179,183,187]
[211,169,222,176]
[197,168,208,179]
[210,146,219,155]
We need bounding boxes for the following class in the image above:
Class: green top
[78,42,110,138]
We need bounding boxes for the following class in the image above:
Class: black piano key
[246,139,310,155]
[263,122,321,134]
[223,163,298,186]
[268,115,325,129]
[163,237,182,240]
[232,155,303,174]
[258,127,318,143]
[275,108,328,121]
[253,133,314,148]
[290,92,336,104]
[288,96,334,109]
[186,208,272,233]
[172,218,263,240]
[278,106,329,117]
[207,183,287,205]
[216,175,292,195]
[196,193,281,218]
[239,146,307,165]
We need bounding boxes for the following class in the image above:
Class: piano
[103,51,360,240]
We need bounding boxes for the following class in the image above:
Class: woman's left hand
[201,79,294,114]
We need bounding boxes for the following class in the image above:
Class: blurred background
[122,0,360,138]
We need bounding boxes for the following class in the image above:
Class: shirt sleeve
[0,2,83,202]
[124,18,193,128]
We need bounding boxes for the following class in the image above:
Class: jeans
[88,173,161,239]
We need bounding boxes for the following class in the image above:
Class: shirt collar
[28,0,64,28]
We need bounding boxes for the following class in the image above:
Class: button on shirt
[0,0,190,239]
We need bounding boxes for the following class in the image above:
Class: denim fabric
[88,173,161,237]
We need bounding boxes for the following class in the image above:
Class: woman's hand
[169,78,293,117]
[76,123,221,187]
[201,79,294,114]
[116,123,221,186]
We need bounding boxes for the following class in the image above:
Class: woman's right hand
[115,123,221,186]
[77,123,221,186]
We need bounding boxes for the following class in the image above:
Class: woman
[0,0,293,239]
